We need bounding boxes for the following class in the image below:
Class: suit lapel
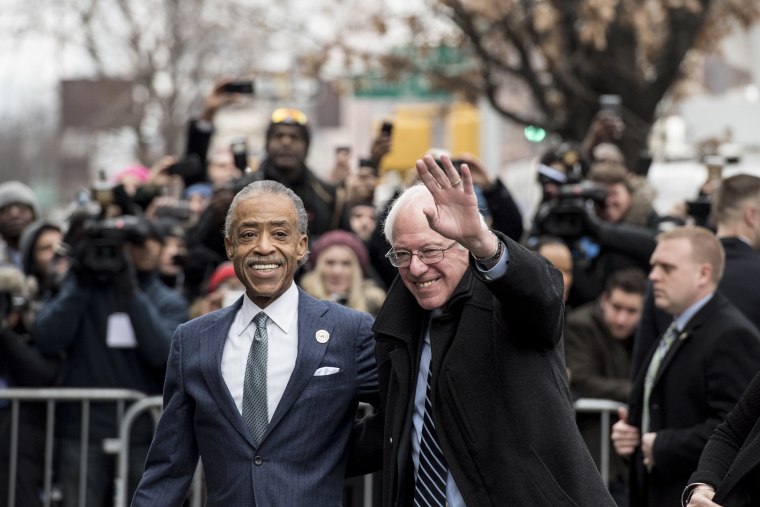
[651,328,690,388]
[651,294,723,389]
[262,290,332,440]
[200,299,257,447]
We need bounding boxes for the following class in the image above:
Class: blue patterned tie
[413,366,448,506]
[243,312,269,445]
[641,321,679,433]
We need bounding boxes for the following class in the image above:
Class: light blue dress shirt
[673,292,713,333]
[410,243,509,506]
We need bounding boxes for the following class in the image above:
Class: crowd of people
[1,77,760,507]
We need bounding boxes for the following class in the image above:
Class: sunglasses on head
[270,108,309,126]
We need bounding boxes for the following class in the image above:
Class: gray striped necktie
[413,366,448,506]
[243,312,269,445]
[641,321,678,433]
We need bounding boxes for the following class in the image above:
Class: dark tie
[413,366,448,506]
[243,312,269,445]
[641,321,678,433]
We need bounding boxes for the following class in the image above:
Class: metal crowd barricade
[112,399,375,507]
[0,388,147,507]
[574,398,626,485]
[110,396,203,507]
[1,388,619,506]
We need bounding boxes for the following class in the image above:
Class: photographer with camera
[532,156,665,308]
[0,264,63,507]
[32,213,188,507]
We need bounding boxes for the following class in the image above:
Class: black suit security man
[613,226,760,507]
[633,174,760,376]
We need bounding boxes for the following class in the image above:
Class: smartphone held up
[221,81,255,94]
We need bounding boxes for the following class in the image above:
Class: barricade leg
[43,400,55,507]
[600,410,611,485]
[79,401,90,507]
[7,400,19,507]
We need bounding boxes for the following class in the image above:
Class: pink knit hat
[310,230,369,273]
[114,165,151,183]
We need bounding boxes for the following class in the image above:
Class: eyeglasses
[270,108,309,126]
[385,241,458,268]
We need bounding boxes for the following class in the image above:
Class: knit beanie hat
[184,182,214,200]
[207,262,238,293]
[114,165,151,184]
[310,230,369,273]
[0,181,41,218]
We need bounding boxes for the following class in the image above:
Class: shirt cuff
[475,241,508,280]
[681,482,715,507]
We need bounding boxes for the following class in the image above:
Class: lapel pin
[316,330,330,344]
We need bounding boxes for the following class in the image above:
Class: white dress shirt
[221,283,299,420]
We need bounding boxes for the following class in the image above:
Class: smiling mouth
[252,264,279,271]
[247,259,282,272]
[416,279,438,289]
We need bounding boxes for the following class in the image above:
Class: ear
[698,262,713,287]
[744,204,759,228]
[224,236,234,260]
[296,234,308,262]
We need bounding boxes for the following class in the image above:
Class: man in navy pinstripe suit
[132,180,378,506]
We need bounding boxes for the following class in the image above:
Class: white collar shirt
[221,283,300,420]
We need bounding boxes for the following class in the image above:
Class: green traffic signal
[524,125,547,143]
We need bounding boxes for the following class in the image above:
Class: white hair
[383,182,487,244]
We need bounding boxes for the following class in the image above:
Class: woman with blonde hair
[300,230,385,316]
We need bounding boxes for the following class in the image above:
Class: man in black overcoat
[368,154,615,506]
[613,226,760,507]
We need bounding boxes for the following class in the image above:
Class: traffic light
[524,125,547,143]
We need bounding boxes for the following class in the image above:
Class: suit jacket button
[254,456,263,466]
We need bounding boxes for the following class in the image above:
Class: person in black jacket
[612,227,760,507]
[364,154,614,506]
[183,79,242,188]
[632,174,760,377]
[0,265,62,507]
[33,216,188,507]
[184,107,349,300]
[684,370,760,506]
[235,108,348,238]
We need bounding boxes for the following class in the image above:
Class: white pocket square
[313,366,341,376]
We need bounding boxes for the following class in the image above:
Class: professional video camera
[77,215,150,276]
[153,200,192,222]
[533,180,608,242]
